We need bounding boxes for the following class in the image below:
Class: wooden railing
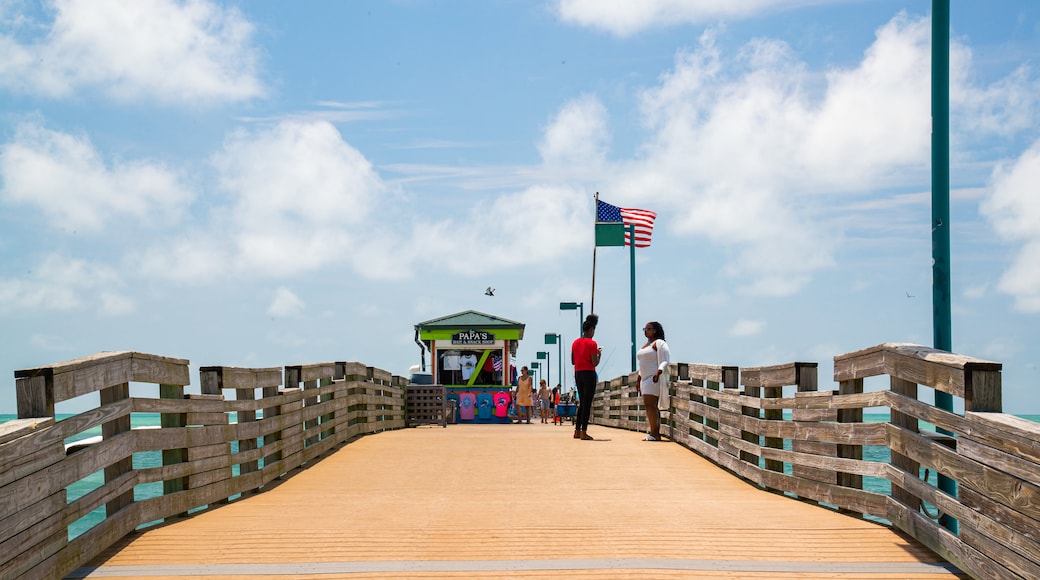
[591,342,1040,580]
[0,352,406,580]
[3,344,1037,579]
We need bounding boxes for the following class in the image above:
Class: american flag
[596,199,657,248]
[492,356,503,372]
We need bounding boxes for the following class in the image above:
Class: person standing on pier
[537,379,551,423]
[636,321,670,441]
[571,314,601,440]
[516,366,534,423]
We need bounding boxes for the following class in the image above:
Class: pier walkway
[73,424,963,579]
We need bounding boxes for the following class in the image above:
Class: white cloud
[730,318,765,337]
[0,253,133,314]
[212,120,386,276]
[963,284,988,300]
[393,183,592,280]
[99,292,137,316]
[981,141,1040,313]
[802,14,932,185]
[538,94,609,169]
[605,14,1033,297]
[0,122,194,232]
[0,0,263,104]
[955,63,1040,138]
[133,233,231,284]
[554,0,821,37]
[267,287,304,318]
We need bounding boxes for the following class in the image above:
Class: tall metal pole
[557,338,562,388]
[628,223,637,372]
[544,351,551,391]
[932,0,956,532]
[591,192,599,314]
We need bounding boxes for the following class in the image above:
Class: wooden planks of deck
[72,424,966,579]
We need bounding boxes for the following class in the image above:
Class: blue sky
[1,0,1039,414]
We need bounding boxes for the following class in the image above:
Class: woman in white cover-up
[636,321,670,441]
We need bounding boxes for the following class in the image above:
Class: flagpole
[628,223,636,372]
[591,192,599,314]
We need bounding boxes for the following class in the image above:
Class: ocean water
[1,412,1037,539]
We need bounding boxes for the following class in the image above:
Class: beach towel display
[459,392,476,421]
[493,392,510,417]
[476,393,493,421]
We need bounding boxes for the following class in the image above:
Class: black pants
[574,370,597,431]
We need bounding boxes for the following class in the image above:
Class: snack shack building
[414,310,525,423]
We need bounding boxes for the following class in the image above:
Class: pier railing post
[160,382,187,511]
[741,380,761,467]
[666,362,685,441]
[15,373,53,419]
[234,382,259,476]
[836,378,864,496]
[185,393,231,502]
[761,384,783,476]
[100,381,133,516]
[262,378,283,475]
[791,364,838,486]
[279,365,304,475]
[688,374,706,444]
[889,377,922,511]
[301,369,319,448]
[704,374,722,447]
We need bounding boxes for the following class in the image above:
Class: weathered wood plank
[0,491,65,556]
[0,431,134,516]
[887,424,1040,522]
[963,412,1040,464]
[886,498,1014,580]
[959,486,1040,565]
[961,524,1040,579]
[17,352,190,405]
[16,375,52,418]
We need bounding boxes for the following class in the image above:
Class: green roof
[415,310,525,336]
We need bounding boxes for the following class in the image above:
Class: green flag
[595,222,625,247]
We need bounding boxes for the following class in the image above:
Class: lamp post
[537,351,550,389]
[544,333,562,389]
[559,301,584,336]
[528,361,544,388]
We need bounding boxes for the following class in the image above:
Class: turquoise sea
[1,412,1038,539]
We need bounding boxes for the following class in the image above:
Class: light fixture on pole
[544,333,562,389]
[529,361,540,385]
[559,302,584,336]
[537,351,550,389]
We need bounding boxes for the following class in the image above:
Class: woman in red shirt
[570,314,601,440]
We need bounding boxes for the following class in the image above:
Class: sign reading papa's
[451,330,495,345]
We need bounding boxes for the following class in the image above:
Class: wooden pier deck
[72,424,963,579]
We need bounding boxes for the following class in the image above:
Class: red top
[571,337,599,372]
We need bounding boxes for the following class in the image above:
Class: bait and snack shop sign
[451,331,495,345]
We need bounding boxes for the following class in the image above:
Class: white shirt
[460,354,478,380]
[636,339,670,397]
